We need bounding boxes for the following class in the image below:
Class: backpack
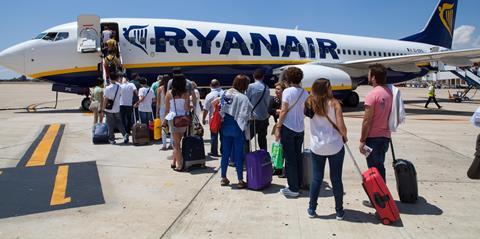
[105,55,118,75]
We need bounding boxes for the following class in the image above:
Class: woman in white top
[304,78,348,220]
[274,67,309,198]
[156,74,172,150]
[164,74,190,171]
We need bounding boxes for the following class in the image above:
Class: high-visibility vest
[428,85,435,97]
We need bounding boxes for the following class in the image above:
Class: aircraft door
[77,15,101,53]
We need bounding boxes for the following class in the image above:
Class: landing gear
[81,97,91,111]
[343,91,359,107]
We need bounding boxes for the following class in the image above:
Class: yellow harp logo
[438,3,455,36]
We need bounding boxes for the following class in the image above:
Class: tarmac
[0,82,479,239]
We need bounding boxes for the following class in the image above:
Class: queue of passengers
[91,63,398,220]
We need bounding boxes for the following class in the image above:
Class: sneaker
[228,161,235,167]
[280,188,299,198]
[336,210,345,221]
[220,178,230,186]
[168,145,173,150]
[161,146,167,151]
[307,208,317,218]
[123,134,129,144]
[362,200,373,208]
[109,140,116,145]
[237,180,247,189]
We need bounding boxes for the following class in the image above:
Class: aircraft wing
[318,48,480,77]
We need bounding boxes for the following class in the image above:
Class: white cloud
[453,25,479,49]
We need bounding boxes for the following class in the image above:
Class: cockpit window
[42,32,58,41]
[55,32,69,41]
[35,33,47,39]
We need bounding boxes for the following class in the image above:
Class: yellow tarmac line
[50,165,71,206]
[25,124,61,167]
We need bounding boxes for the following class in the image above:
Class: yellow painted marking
[83,112,93,116]
[26,124,61,167]
[27,60,313,78]
[164,182,174,187]
[50,165,71,206]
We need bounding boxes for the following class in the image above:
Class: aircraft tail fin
[400,0,457,49]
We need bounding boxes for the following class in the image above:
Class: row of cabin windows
[151,37,408,57]
[336,49,406,57]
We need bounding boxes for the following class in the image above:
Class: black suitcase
[391,140,418,203]
[467,134,480,179]
[181,135,206,171]
[302,149,312,189]
[93,123,109,144]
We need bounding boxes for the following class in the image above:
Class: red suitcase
[346,145,400,225]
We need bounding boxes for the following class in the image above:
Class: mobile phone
[363,145,373,157]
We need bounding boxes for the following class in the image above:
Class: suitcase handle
[345,144,364,180]
[390,139,398,166]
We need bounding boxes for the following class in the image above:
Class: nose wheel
[81,97,91,111]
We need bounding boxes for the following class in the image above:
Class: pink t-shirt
[364,86,393,138]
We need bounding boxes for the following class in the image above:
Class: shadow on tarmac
[396,196,443,216]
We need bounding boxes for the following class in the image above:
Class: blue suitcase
[92,123,109,144]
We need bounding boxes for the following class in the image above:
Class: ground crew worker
[425,82,442,109]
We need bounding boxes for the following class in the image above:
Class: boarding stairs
[447,67,480,102]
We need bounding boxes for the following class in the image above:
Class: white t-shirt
[281,87,309,133]
[310,102,344,156]
[104,83,122,113]
[204,88,224,119]
[120,82,137,106]
[138,87,154,112]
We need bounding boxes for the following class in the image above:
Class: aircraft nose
[0,45,26,75]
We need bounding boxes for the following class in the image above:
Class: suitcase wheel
[381,218,391,225]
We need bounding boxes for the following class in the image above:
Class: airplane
[0,0,479,111]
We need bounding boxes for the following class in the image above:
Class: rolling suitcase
[181,125,206,171]
[246,121,272,190]
[390,140,418,203]
[92,122,109,144]
[467,134,480,179]
[302,149,312,189]
[346,145,400,225]
[132,112,150,145]
[153,118,162,140]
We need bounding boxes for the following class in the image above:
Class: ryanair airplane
[0,0,479,110]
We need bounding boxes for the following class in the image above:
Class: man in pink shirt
[359,64,393,182]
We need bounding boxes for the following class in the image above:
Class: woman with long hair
[305,78,348,220]
[164,73,190,171]
[156,74,172,150]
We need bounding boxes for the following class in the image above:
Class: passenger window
[159,38,166,46]
[383,52,387,57]
[373,52,377,57]
[150,38,156,45]
[197,40,202,47]
[140,37,146,45]
[206,40,212,48]
[224,42,230,49]
[250,43,255,49]
[43,32,58,41]
[233,42,239,48]
[342,49,346,55]
[347,50,351,55]
[266,44,271,51]
[178,39,184,47]
[169,39,175,46]
[337,49,341,55]
[352,50,356,55]
[54,32,69,41]
[281,45,285,51]
[188,40,193,46]
[291,45,297,51]
[363,51,367,56]
[216,41,221,48]
[368,51,372,56]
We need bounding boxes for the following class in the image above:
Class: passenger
[268,81,287,176]
[90,78,104,125]
[103,50,122,81]
[106,34,118,56]
[246,68,270,150]
[191,82,202,121]
[219,75,253,188]
[101,26,113,56]
[134,77,155,124]
[101,72,129,144]
[268,81,287,123]
[120,75,137,133]
[274,67,309,198]
[304,79,348,220]
[164,72,190,171]
[203,79,224,157]
[424,82,442,109]
[156,74,172,150]
[359,64,392,183]
[151,75,162,115]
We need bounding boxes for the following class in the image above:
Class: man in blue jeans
[359,64,392,182]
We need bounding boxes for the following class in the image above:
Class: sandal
[237,180,247,189]
[220,178,230,186]
[173,168,182,172]
[170,164,176,169]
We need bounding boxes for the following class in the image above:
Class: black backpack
[105,56,118,75]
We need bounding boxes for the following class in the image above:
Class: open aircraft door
[77,15,101,53]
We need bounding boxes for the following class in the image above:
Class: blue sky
[0,0,479,78]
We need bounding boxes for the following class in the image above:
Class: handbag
[105,84,119,110]
[89,101,100,112]
[191,113,204,137]
[173,97,191,127]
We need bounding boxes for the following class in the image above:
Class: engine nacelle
[274,64,354,91]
